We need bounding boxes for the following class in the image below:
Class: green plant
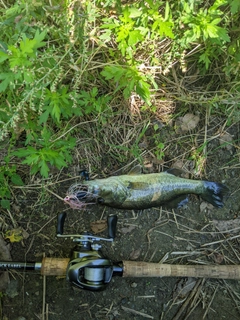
[101,65,154,105]
[0,163,24,209]
[13,127,76,178]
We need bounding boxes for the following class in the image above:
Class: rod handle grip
[122,261,240,280]
[41,257,70,276]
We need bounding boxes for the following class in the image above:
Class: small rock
[131,282,138,288]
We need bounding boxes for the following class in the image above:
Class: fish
[64,167,228,210]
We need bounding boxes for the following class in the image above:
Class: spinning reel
[57,212,123,291]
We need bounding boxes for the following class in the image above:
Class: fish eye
[76,191,87,199]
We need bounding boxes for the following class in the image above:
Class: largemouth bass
[64,169,228,210]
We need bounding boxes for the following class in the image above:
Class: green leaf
[11,174,24,186]
[1,199,10,209]
[0,51,9,63]
[51,104,61,122]
[164,1,170,21]
[33,29,47,49]
[128,30,143,46]
[128,7,142,18]
[39,110,50,124]
[229,0,240,14]
[199,51,211,69]
[54,156,66,168]
[217,27,230,42]
[204,24,219,38]
[40,160,49,178]
[0,72,14,92]
[13,147,37,157]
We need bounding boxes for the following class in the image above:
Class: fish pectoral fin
[165,195,189,209]
[128,181,148,190]
[127,165,142,175]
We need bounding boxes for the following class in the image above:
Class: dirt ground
[1,117,240,320]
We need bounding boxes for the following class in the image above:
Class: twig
[121,306,154,319]
[203,284,218,319]
[7,209,18,228]
[201,234,240,247]
[184,279,205,320]
[44,188,64,200]
[172,279,203,320]
[223,280,240,315]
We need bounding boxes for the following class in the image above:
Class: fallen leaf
[4,229,23,243]
[90,220,107,234]
[120,225,136,234]
[173,278,197,300]
[200,201,214,212]
[219,132,233,151]
[176,113,200,132]
[129,249,141,260]
[212,253,224,264]
[212,218,240,234]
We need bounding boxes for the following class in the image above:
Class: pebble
[131,282,137,288]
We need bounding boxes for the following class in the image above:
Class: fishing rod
[1,212,240,291]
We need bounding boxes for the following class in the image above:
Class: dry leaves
[219,132,234,152]
[212,218,240,234]
[200,201,214,213]
[173,277,197,300]
[176,113,200,132]
[120,225,137,234]
[90,220,107,234]
[129,249,141,260]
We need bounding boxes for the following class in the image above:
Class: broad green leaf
[11,174,24,186]
[40,160,50,178]
[205,24,218,38]
[39,110,50,124]
[0,51,8,63]
[128,7,142,18]
[1,199,10,209]
[217,27,230,42]
[199,51,211,69]
[33,29,47,49]
[128,30,143,46]
[54,156,66,168]
[229,0,240,14]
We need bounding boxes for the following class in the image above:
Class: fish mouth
[64,183,98,210]
[64,195,88,209]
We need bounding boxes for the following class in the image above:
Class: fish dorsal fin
[128,181,148,190]
[127,165,142,175]
[165,168,185,177]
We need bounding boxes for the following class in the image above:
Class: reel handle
[57,212,117,239]
[57,212,67,235]
[107,215,118,239]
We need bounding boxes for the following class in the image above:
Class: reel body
[57,212,122,290]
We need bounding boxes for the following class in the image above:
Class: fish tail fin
[202,181,229,208]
